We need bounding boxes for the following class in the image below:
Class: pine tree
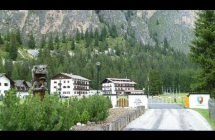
[9,32,18,61]
[94,28,99,39]
[4,59,13,77]
[55,42,60,50]
[40,34,46,48]
[71,38,75,50]
[94,38,99,47]
[0,57,5,73]
[85,29,89,39]
[101,26,107,39]
[89,27,94,38]
[16,28,22,45]
[28,31,36,49]
[75,29,81,43]
[55,33,59,43]
[62,31,67,43]
[149,69,162,96]
[0,33,4,44]
[11,63,19,80]
[48,33,54,50]
[5,42,9,52]
[189,10,215,98]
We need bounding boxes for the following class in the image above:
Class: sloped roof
[14,80,30,88]
[62,73,90,81]
[26,81,32,87]
[14,80,25,86]
[52,73,90,81]
[101,78,136,84]
[0,73,15,84]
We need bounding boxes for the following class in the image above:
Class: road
[123,109,213,131]
[148,98,185,109]
[123,98,213,131]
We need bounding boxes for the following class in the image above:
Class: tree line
[0,24,200,95]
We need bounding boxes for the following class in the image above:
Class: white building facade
[50,73,90,97]
[101,78,144,95]
[0,73,15,97]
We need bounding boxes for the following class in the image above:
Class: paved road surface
[148,98,185,109]
[123,109,213,131]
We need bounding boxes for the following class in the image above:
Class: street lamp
[96,62,101,94]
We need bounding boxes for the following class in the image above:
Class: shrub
[0,90,112,130]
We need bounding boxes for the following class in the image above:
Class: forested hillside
[0,26,199,95]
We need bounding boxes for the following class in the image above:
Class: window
[67,86,70,88]
[67,81,69,83]
[67,91,70,94]
[4,90,7,93]
[54,86,56,88]
[63,86,66,88]
[4,83,8,86]
[64,81,66,83]
[0,82,1,86]
[54,81,57,83]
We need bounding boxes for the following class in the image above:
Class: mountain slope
[0,10,198,54]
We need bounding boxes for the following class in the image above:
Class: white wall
[189,94,210,109]
[105,94,148,109]
[128,95,148,109]
[50,79,74,96]
[0,75,11,95]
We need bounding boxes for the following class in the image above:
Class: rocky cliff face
[0,10,198,54]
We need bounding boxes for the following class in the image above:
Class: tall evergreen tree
[94,28,99,39]
[149,69,162,96]
[55,42,60,50]
[9,32,18,61]
[55,33,59,43]
[0,57,5,73]
[4,59,13,77]
[62,31,67,43]
[28,31,36,49]
[189,10,215,98]
[94,38,99,47]
[89,27,94,38]
[11,63,19,80]
[0,33,4,44]
[15,28,22,45]
[75,29,81,43]
[40,34,46,48]
[71,38,75,50]
[48,33,54,50]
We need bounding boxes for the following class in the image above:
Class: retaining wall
[100,106,145,131]
[208,99,215,122]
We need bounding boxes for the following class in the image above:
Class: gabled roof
[13,80,29,87]
[0,73,15,84]
[101,78,136,84]
[26,81,32,87]
[51,73,91,81]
